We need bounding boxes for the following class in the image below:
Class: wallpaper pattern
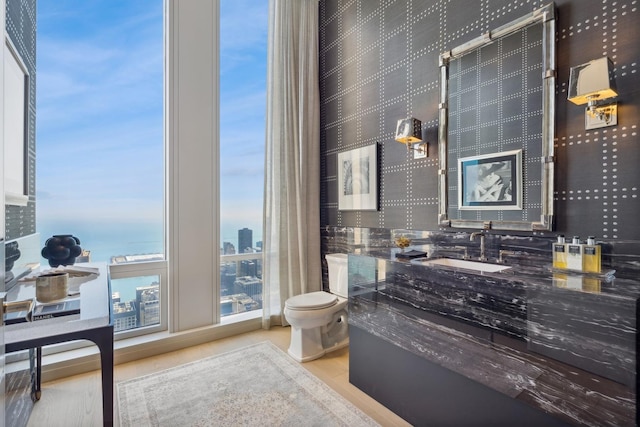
[319,0,640,241]
[5,0,37,241]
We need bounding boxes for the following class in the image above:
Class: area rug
[117,341,379,426]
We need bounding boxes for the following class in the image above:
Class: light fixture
[568,57,618,130]
[395,117,427,158]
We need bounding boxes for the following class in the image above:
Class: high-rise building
[220,293,260,317]
[234,276,262,304]
[220,262,237,295]
[238,260,258,277]
[238,228,253,253]
[223,241,236,255]
[136,284,160,327]
[113,301,137,332]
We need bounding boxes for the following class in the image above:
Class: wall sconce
[395,118,427,158]
[568,57,618,130]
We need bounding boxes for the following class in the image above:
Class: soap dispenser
[566,236,583,271]
[552,235,567,269]
[583,236,601,273]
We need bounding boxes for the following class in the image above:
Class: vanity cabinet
[347,252,637,427]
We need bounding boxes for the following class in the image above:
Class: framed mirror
[438,3,556,231]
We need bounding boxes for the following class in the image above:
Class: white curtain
[262,0,321,329]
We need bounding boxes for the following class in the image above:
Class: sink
[411,258,511,273]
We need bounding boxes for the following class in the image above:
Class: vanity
[346,249,637,426]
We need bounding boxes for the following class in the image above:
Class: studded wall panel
[319,0,640,241]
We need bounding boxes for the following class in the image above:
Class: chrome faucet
[454,245,469,260]
[469,232,487,262]
[498,250,518,264]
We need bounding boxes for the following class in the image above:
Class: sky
[35,0,268,253]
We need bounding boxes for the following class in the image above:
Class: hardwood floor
[26,326,411,426]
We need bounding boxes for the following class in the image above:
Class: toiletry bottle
[552,235,567,269]
[566,236,584,271]
[583,236,601,273]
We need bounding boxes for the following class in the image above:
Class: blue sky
[36,1,268,250]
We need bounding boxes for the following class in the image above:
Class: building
[220,262,237,296]
[233,276,262,304]
[222,242,236,255]
[220,293,260,317]
[111,254,164,265]
[136,283,160,328]
[113,301,137,332]
[238,259,257,278]
[238,228,253,254]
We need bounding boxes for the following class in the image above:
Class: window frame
[109,260,168,338]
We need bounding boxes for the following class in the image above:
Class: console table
[5,263,114,426]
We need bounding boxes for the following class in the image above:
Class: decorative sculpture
[41,235,82,267]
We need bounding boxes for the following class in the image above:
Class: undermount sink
[411,257,512,273]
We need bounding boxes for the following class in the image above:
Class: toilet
[284,253,349,362]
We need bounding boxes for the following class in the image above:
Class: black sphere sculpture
[41,235,82,267]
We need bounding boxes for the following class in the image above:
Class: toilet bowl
[284,253,349,362]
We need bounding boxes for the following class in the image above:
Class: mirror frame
[438,3,556,232]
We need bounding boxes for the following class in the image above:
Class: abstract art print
[338,144,378,211]
[458,150,522,210]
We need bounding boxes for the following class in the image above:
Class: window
[218,0,267,318]
[36,1,166,336]
[33,0,263,338]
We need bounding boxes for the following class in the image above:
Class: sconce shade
[568,57,617,105]
[395,118,422,144]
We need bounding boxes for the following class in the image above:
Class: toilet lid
[286,291,338,310]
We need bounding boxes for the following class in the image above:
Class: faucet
[469,232,487,262]
[454,246,469,260]
[498,250,518,264]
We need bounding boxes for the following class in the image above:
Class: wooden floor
[26,326,411,426]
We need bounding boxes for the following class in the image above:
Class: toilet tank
[326,253,349,298]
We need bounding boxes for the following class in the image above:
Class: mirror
[438,3,556,231]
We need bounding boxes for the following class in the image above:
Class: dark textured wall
[5,0,37,241]
[319,0,640,242]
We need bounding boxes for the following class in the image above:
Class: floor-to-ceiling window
[36,1,166,336]
[34,0,264,340]
[218,1,267,318]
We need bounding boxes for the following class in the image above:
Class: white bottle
[566,236,584,271]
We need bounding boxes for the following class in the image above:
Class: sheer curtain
[262,0,321,329]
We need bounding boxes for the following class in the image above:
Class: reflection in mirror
[4,234,40,291]
[438,3,556,231]
[3,37,29,206]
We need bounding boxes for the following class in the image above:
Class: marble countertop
[355,247,640,300]
[347,250,638,427]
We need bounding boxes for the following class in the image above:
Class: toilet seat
[285,291,338,310]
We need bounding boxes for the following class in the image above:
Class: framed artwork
[338,144,378,211]
[458,149,522,210]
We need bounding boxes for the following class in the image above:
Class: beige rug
[117,341,379,426]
